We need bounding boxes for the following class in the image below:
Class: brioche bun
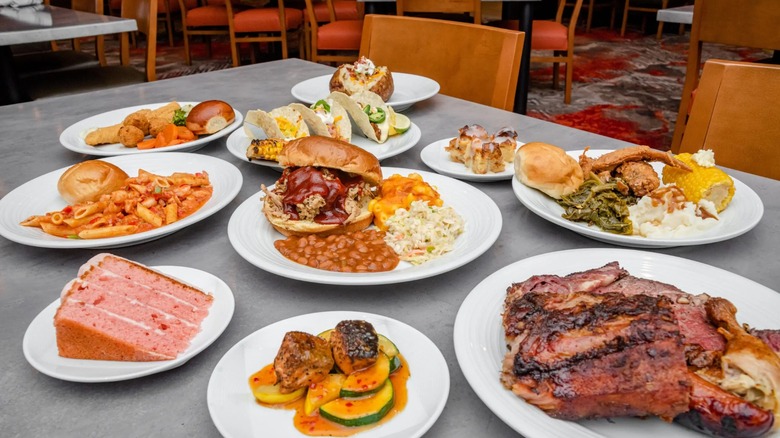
[57,160,129,204]
[263,206,374,237]
[185,100,235,135]
[514,142,584,199]
[279,136,382,186]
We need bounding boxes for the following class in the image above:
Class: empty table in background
[656,4,693,24]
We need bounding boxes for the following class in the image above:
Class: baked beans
[274,229,400,273]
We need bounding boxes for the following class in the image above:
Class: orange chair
[228,0,304,66]
[395,0,481,24]
[670,0,780,150]
[179,0,238,65]
[304,0,363,64]
[311,0,360,21]
[112,0,194,46]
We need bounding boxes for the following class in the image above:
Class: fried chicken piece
[118,125,145,147]
[580,145,691,175]
[148,102,180,122]
[122,109,151,135]
[705,298,780,415]
[330,320,378,374]
[148,116,170,137]
[84,124,122,146]
[615,161,660,196]
[273,331,334,393]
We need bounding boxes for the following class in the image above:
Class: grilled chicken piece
[330,320,378,374]
[706,298,780,416]
[580,145,692,176]
[273,331,334,393]
[502,290,691,420]
[616,161,660,196]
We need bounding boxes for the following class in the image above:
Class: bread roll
[279,136,383,186]
[57,160,129,204]
[514,142,584,199]
[185,100,235,135]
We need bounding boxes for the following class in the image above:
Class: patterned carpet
[104,27,771,151]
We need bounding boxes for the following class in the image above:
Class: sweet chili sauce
[247,356,410,437]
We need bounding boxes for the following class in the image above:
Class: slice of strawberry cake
[54,254,213,361]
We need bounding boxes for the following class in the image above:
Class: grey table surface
[1,58,778,438]
[0,5,136,46]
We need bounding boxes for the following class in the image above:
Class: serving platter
[420,137,520,182]
[513,149,764,248]
[291,73,440,112]
[207,311,449,438]
[453,248,780,438]
[0,153,242,249]
[60,101,243,156]
[227,167,501,285]
[23,265,235,383]
[227,122,422,171]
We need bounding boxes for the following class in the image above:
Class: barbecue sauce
[280,167,363,225]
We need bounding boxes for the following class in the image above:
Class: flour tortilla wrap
[329,91,391,144]
[289,99,351,143]
[244,106,310,140]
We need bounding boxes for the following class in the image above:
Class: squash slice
[320,379,394,427]
[340,352,390,398]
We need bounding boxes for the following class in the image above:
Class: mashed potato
[629,185,719,238]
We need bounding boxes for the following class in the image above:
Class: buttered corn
[246,139,286,162]
[662,151,735,212]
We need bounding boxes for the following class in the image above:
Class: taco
[289,98,351,143]
[329,90,395,144]
[245,106,310,141]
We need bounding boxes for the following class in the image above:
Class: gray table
[0,5,137,105]
[1,58,778,437]
[656,5,693,24]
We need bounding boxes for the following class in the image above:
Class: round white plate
[23,265,235,383]
[59,101,243,156]
[420,138,519,182]
[227,121,422,171]
[291,73,440,112]
[207,310,449,438]
[513,149,764,248]
[227,167,502,285]
[453,248,780,438]
[0,152,242,249]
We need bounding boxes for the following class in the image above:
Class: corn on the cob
[662,152,735,212]
[246,139,286,162]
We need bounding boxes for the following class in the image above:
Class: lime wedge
[393,113,411,135]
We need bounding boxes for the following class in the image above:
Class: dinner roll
[514,142,584,199]
[185,100,235,135]
[57,160,129,204]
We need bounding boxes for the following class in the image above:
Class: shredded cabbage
[383,200,464,265]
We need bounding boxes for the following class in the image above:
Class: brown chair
[395,0,481,24]
[678,60,780,180]
[670,0,780,150]
[304,0,363,64]
[360,14,525,111]
[568,0,617,33]
[620,0,682,39]
[179,0,236,65]
[112,0,193,46]
[21,0,157,99]
[227,0,304,66]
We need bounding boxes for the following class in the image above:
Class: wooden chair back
[670,0,780,150]
[396,0,481,24]
[360,14,524,110]
[122,0,159,82]
[679,60,780,180]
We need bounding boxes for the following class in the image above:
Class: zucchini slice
[304,374,346,415]
[340,353,391,398]
[320,380,395,427]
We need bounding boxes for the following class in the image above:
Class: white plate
[59,101,244,156]
[227,122,422,171]
[23,265,235,383]
[227,167,501,285]
[453,248,780,438]
[291,73,440,112]
[513,149,764,248]
[0,153,242,249]
[207,311,449,438]
[420,138,519,182]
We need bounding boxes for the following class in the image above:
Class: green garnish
[556,173,637,235]
[154,186,162,194]
[426,246,435,253]
[173,108,187,126]
[313,99,331,112]
[363,106,386,124]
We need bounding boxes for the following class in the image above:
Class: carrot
[166,139,187,146]
[157,123,178,147]
[176,126,197,141]
[137,138,158,150]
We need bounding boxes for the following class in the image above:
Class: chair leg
[230,36,240,67]
[656,20,664,39]
[565,58,574,104]
[678,23,685,35]
[610,0,617,29]
[167,13,174,46]
[585,0,595,33]
[206,35,212,59]
[552,59,560,89]
[183,32,192,65]
[620,0,630,36]
[281,35,289,59]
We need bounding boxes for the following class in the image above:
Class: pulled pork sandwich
[261,136,382,236]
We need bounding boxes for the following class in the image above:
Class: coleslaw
[384,200,464,265]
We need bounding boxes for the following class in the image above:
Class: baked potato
[329,57,394,102]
